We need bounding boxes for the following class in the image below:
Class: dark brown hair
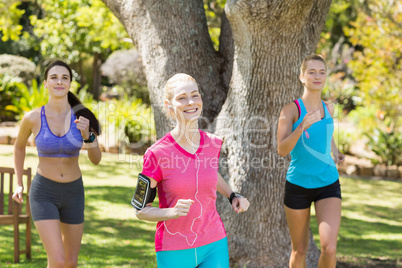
[44,60,101,135]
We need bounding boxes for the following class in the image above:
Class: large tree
[102,0,331,267]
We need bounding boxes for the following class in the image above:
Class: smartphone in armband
[131,173,156,210]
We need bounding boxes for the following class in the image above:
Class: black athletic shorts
[284,179,341,210]
[29,173,85,224]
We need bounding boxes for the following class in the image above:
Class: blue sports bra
[35,106,83,158]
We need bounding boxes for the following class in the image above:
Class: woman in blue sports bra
[277,54,345,268]
[12,60,102,268]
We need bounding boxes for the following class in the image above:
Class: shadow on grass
[344,203,402,221]
[311,213,401,260]
[0,225,47,267]
[0,185,157,267]
[85,185,134,206]
[80,219,156,267]
[337,216,401,257]
[81,185,157,267]
[0,220,157,267]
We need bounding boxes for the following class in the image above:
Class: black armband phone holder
[131,173,156,210]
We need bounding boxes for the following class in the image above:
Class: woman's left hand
[232,197,250,214]
[74,116,90,140]
[333,150,345,164]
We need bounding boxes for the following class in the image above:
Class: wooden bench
[0,167,32,263]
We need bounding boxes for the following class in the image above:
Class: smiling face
[300,60,327,92]
[166,80,202,122]
[44,65,71,98]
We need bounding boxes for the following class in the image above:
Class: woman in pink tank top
[135,73,250,267]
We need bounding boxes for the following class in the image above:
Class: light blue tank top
[286,98,339,188]
[35,106,83,158]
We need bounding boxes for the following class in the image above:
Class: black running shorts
[284,179,341,210]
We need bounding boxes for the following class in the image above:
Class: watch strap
[228,192,243,204]
[83,132,96,143]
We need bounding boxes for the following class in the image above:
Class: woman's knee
[49,255,65,268]
[291,243,309,258]
[321,244,337,257]
[64,255,79,268]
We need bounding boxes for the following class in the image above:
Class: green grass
[0,144,401,267]
[311,177,402,267]
[0,144,157,267]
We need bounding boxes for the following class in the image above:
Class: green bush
[0,54,36,85]
[83,92,155,148]
[125,120,143,144]
[365,128,402,166]
[333,127,355,155]
[0,74,22,121]
[5,79,48,120]
[111,95,155,146]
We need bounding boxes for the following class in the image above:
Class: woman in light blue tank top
[12,61,102,268]
[277,55,345,268]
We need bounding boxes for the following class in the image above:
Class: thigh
[284,205,311,249]
[34,220,64,258]
[60,177,85,224]
[61,222,84,260]
[29,174,61,222]
[156,248,196,268]
[314,198,341,247]
[284,181,314,210]
[198,237,229,268]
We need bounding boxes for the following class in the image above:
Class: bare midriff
[37,156,81,182]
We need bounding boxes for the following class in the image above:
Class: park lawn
[310,177,402,267]
[0,144,157,267]
[0,144,401,267]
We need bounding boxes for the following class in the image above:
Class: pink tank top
[142,130,226,251]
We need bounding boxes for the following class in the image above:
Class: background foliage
[317,0,401,165]
[0,0,401,266]
[0,0,401,164]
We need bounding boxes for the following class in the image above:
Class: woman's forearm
[135,206,175,222]
[217,173,233,198]
[85,139,102,165]
[14,146,26,187]
[277,125,303,157]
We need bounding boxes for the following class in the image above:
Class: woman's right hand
[12,186,24,204]
[170,199,194,219]
[300,110,321,130]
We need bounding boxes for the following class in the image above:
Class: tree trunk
[215,1,331,266]
[102,0,331,267]
[73,58,87,92]
[103,0,227,136]
[92,52,102,100]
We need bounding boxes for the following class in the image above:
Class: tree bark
[215,1,331,266]
[103,0,227,135]
[91,52,102,100]
[102,0,331,267]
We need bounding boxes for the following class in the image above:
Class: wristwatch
[228,192,244,204]
[83,132,96,143]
